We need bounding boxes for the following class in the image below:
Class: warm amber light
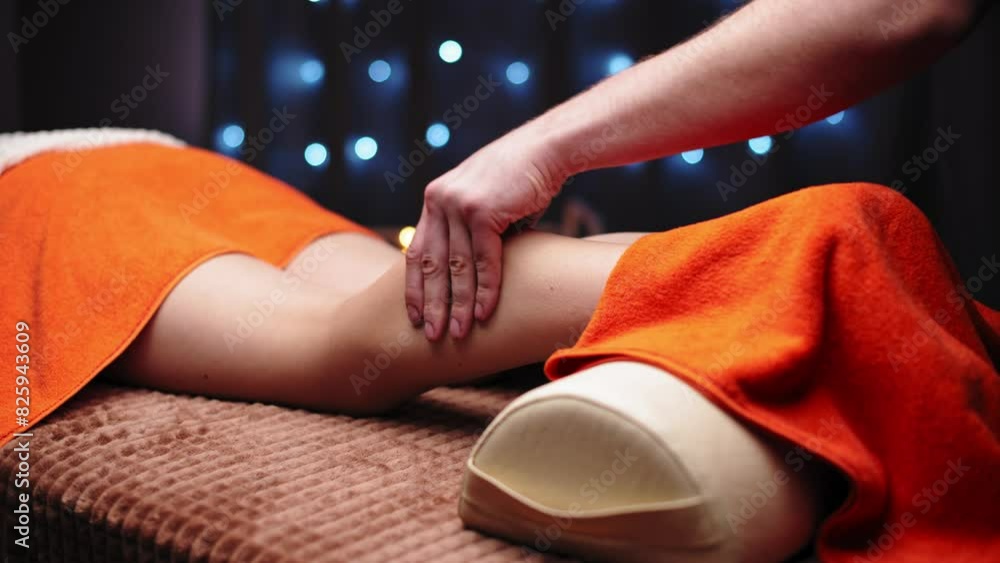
[398,226,416,251]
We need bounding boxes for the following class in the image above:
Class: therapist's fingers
[404,209,428,327]
[447,212,476,339]
[470,218,503,323]
[418,206,452,341]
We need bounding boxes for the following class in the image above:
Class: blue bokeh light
[269,52,333,94]
[304,143,329,167]
[607,53,633,75]
[368,59,392,83]
[748,136,773,155]
[354,136,378,160]
[438,40,463,63]
[219,124,245,149]
[425,123,450,148]
[299,59,325,84]
[505,61,530,85]
[681,149,704,165]
[825,111,846,125]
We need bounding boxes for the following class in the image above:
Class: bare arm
[531,0,988,177]
[408,0,990,342]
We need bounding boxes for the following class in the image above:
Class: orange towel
[1,143,375,447]
[546,183,1000,563]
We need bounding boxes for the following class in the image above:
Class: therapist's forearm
[526,0,982,177]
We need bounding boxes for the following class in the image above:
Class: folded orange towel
[0,144,374,447]
[546,183,999,563]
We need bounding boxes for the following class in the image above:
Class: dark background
[2,0,997,306]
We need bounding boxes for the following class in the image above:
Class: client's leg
[106,253,346,405]
[584,232,648,244]
[108,231,829,562]
[109,231,627,414]
[284,232,402,294]
[324,231,628,412]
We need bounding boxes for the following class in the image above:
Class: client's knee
[803,182,930,228]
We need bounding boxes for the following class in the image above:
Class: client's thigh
[583,231,649,244]
[107,253,341,410]
[285,232,402,294]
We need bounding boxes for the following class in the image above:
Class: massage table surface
[1,370,577,562]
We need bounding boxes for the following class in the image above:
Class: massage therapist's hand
[405,0,981,341]
[406,128,566,341]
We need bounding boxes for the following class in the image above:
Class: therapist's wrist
[502,120,572,196]
[519,106,618,182]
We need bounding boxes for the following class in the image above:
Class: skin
[104,230,827,562]
[108,231,632,416]
[406,0,991,342]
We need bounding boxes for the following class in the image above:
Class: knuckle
[457,196,481,217]
[450,283,471,303]
[475,276,496,293]
[405,244,422,262]
[426,183,456,208]
[448,254,470,275]
[450,294,470,310]
[421,255,443,276]
[423,299,447,319]
[473,256,493,275]
[423,183,443,205]
[440,189,461,209]
[469,212,502,235]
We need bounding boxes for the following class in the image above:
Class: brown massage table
[1,368,578,562]
[1,368,821,562]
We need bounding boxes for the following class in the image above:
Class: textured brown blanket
[1,371,576,562]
